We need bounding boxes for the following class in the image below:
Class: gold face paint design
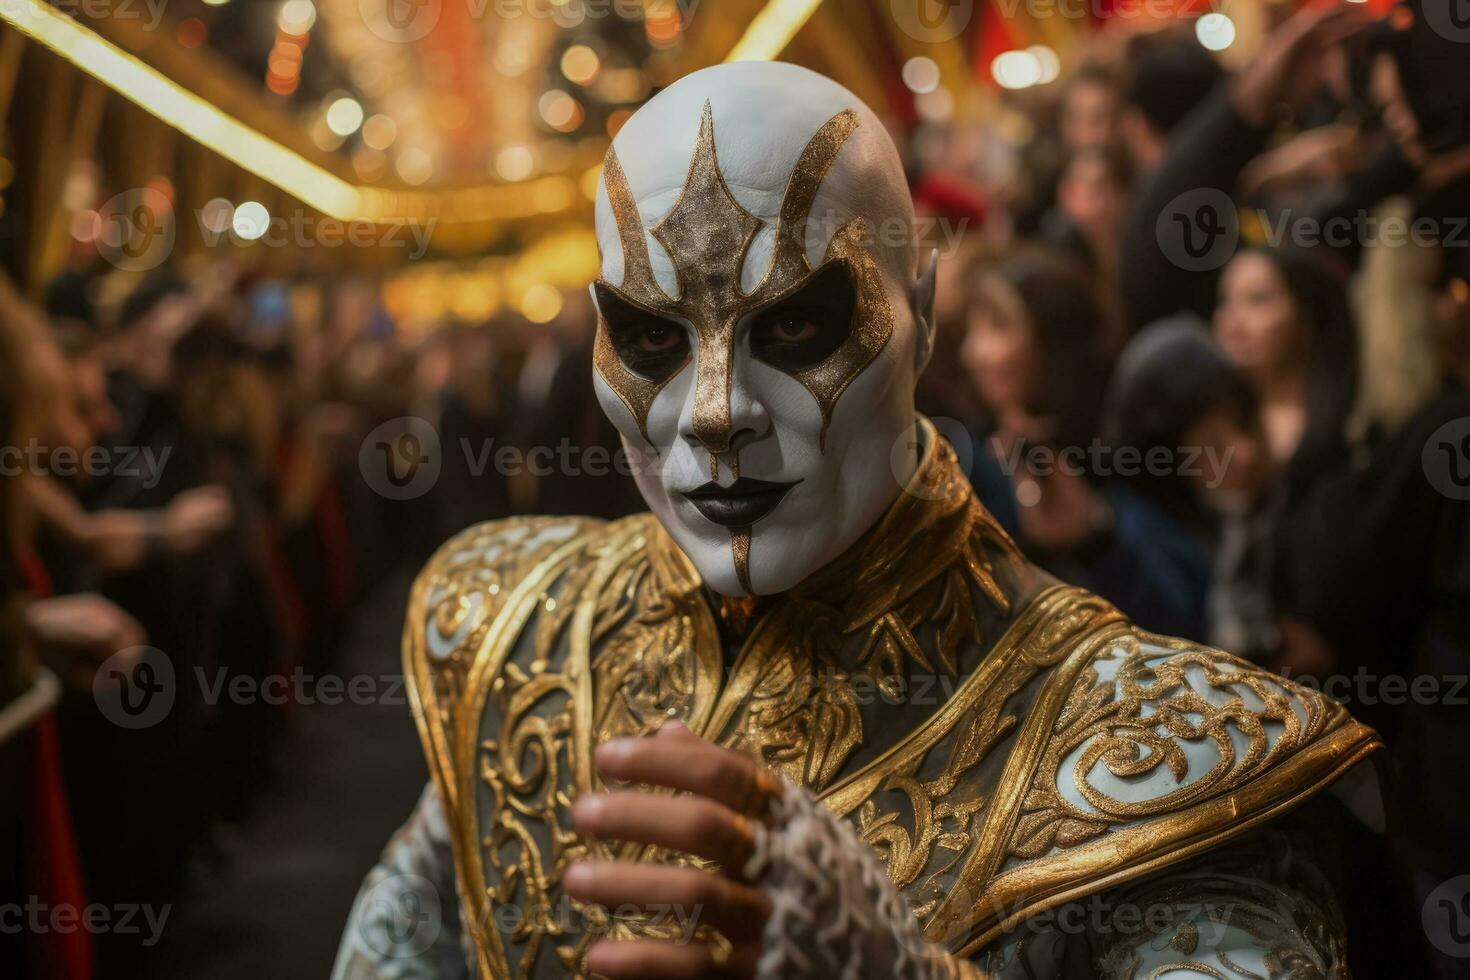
[730,528,752,595]
[593,100,894,452]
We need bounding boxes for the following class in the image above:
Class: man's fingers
[596,736,779,817]
[564,861,769,941]
[572,792,756,871]
[655,718,698,740]
[585,937,755,980]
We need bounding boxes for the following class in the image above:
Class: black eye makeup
[747,260,856,373]
[595,282,691,383]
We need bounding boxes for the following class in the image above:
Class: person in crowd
[1117,27,1226,175]
[1179,245,1355,669]
[1102,317,1275,653]
[24,321,234,586]
[432,317,517,543]
[1043,145,1135,349]
[1011,63,1125,240]
[1212,246,1359,503]
[960,249,1208,637]
[1052,146,1133,266]
[911,182,987,426]
[1059,62,1123,155]
[513,295,645,519]
[1292,233,1470,980]
[0,276,149,979]
[1119,4,1378,331]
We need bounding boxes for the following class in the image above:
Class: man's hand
[566,722,779,979]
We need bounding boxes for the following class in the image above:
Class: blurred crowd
[3,2,1469,977]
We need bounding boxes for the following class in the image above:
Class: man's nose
[681,342,768,457]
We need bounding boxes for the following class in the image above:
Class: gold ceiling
[0,0,1102,309]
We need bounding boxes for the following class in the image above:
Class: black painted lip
[682,478,799,527]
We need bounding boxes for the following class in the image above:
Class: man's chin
[658,526,786,597]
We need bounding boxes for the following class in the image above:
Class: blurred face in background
[961,278,1040,421]
[1061,78,1120,153]
[68,352,121,446]
[1057,150,1127,242]
[1182,405,1272,514]
[32,341,93,458]
[1213,252,1306,384]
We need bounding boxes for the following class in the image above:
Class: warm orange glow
[725,0,823,61]
[175,17,207,49]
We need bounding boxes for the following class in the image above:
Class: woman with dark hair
[1105,316,1272,527]
[1104,318,1276,655]
[960,250,1209,637]
[1213,246,1359,505]
[1205,246,1359,668]
[1158,245,1364,669]
[962,250,1111,458]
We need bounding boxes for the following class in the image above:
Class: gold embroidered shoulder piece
[402,421,1381,978]
[916,624,1382,956]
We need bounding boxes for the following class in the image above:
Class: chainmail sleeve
[744,782,987,980]
[331,783,472,980]
[742,783,1352,980]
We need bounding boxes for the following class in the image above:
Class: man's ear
[912,248,939,375]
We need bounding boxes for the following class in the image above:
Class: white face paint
[591,63,936,596]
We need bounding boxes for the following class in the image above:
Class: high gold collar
[680,416,1020,637]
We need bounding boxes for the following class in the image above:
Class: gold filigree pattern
[701,425,1023,790]
[944,628,1380,956]
[1012,633,1346,860]
[401,424,1380,977]
[832,589,1122,928]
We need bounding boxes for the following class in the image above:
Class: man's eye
[767,318,818,344]
[617,319,689,381]
[748,261,855,373]
[594,284,690,383]
[633,324,681,353]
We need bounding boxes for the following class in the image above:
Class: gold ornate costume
[389,421,1380,979]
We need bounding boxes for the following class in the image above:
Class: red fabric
[16,547,51,599]
[27,715,93,980]
[974,0,1026,85]
[913,173,989,228]
[268,440,307,651]
[15,546,91,977]
[262,523,306,652]
[314,485,354,612]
